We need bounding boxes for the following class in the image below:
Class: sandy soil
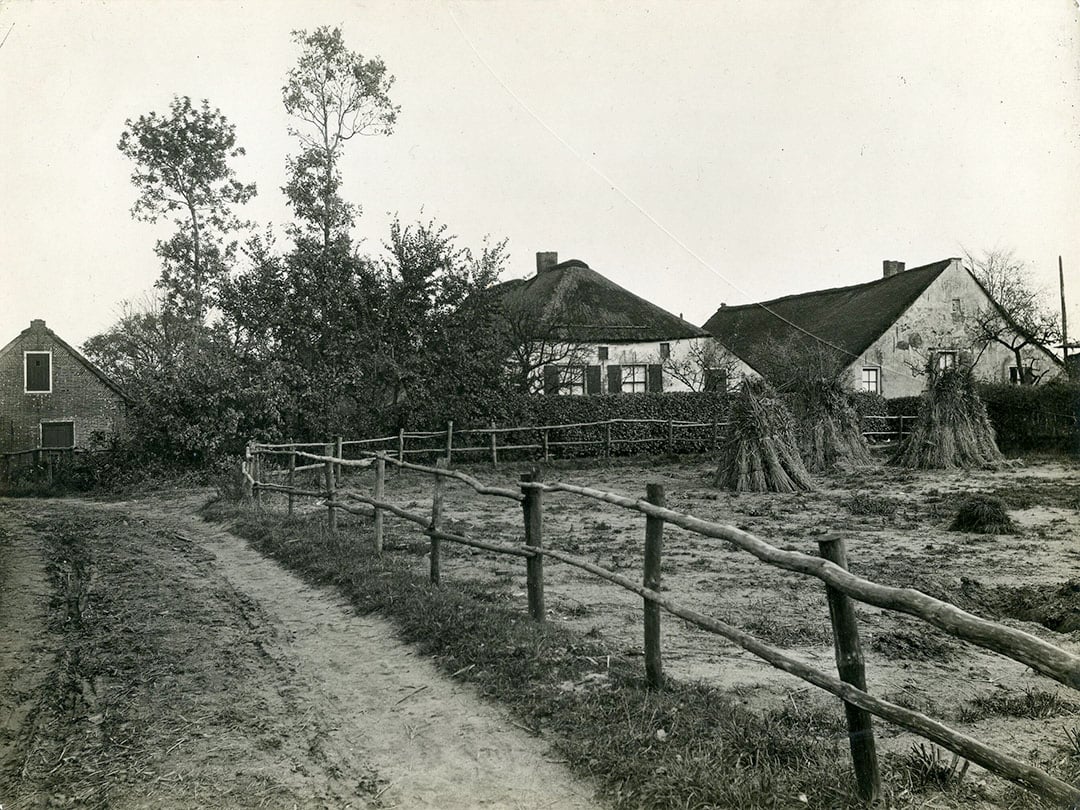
[0,495,602,810]
[317,454,1080,804]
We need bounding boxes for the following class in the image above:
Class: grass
[202,500,868,808]
[846,491,901,520]
[956,689,1076,723]
[870,628,958,663]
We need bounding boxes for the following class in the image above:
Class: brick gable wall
[0,324,127,453]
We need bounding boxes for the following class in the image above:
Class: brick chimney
[536,251,558,274]
[30,319,46,330]
[883,260,905,278]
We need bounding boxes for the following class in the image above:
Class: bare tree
[498,294,594,394]
[662,339,745,391]
[964,249,1060,384]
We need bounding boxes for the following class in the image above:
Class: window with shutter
[41,421,74,448]
[647,364,664,393]
[607,365,623,394]
[585,365,602,395]
[25,352,51,393]
[622,364,647,393]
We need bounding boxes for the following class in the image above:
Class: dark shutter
[41,421,74,448]
[586,365,602,395]
[543,365,561,396]
[647,364,664,393]
[25,353,50,392]
[607,365,622,394]
[959,349,973,368]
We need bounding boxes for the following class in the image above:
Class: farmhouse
[702,258,1064,398]
[497,252,744,394]
[0,319,128,453]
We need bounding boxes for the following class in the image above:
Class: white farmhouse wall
[846,259,1062,397]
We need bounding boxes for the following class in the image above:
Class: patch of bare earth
[0,496,602,810]
[336,456,1080,807]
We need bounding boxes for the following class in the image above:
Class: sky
[1,0,1078,348]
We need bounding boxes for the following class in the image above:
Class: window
[41,421,74,448]
[861,367,880,394]
[563,365,587,396]
[936,350,958,371]
[659,342,671,361]
[703,368,728,392]
[597,346,609,361]
[951,298,963,320]
[24,351,51,393]
[622,364,648,394]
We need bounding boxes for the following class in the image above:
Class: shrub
[977,381,1080,454]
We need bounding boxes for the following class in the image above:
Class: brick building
[0,319,128,453]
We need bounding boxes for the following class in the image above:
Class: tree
[497,294,595,395]
[965,249,1061,384]
[118,96,256,319]
[661,339,745,392]
[283,26,398,249]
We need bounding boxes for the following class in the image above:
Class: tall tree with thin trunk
[282,26,398,249]
[118,96,256,321]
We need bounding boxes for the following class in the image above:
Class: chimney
[720,302,727,308]
[536,251,558,274]
[883,260,906,278]
[30,319,46,330]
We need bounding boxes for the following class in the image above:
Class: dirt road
[0,494,602,810]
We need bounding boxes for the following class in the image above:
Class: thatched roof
[701,260,954,372]
[495,259,710,343]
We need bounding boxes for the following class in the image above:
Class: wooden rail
[244,441,1078,806]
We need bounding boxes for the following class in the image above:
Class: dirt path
[0,494,602,810]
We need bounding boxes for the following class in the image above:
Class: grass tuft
[957,689,1075,723]
[948,494,1015,534]
[847,492,901,520]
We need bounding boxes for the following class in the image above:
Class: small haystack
[792,378,873,472]
[715,379,814,492]
[895,366,1004,469]
[949,494,1015,534]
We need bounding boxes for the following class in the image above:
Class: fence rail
[242,438,1075,806]
[313,414,915,469]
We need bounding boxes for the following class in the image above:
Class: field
[307,452,1080,804]
[3,452,1079,808]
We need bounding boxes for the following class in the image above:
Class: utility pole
[1061,255,1070,364]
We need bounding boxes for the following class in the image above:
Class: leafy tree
[283,26,398,248]
[965,249,1061,384]
[118,96,256,319]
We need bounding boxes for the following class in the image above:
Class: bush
[977,381,1080,454]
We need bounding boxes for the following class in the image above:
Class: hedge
[977,381,1080,454]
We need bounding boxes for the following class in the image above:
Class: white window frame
[562,365,587,396]
[623,364,648,394]
[24,350,52,394]
[40,420,75,449]
[860,367,880,394]
[936,350,958,371]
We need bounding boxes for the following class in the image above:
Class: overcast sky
[2,0,1078,347]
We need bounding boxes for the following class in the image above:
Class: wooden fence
[243,441,1079,807]
[293,414,915,469]
[1,447,81,483]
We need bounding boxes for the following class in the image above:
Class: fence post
[489,420,498,468]
[430,457,446,584]
[644,483,665,689]
[667,419,674,454]
[334,435,343,486]
[242,445,253,503]
[542,428,550,462]
[818,535,881,806]
[324,443,337,532]
[398,429,405,465]
[604,421,612,457]
[898,415,905,442]
[287,449,296,516]
[374,456,385,553]
[521,468,545,622]
[253,450,263,510]
[711,418,718,450]
[445,420,454,463]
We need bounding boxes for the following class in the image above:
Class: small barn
[702,258,1063,398]
[0,319,128,454]
[497,252,752,395]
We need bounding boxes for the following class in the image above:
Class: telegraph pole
[1061,255,1070,364]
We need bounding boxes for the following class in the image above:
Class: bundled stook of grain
[895,365,1004,469]
[794,377,873,472]
[715,379,814,492]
